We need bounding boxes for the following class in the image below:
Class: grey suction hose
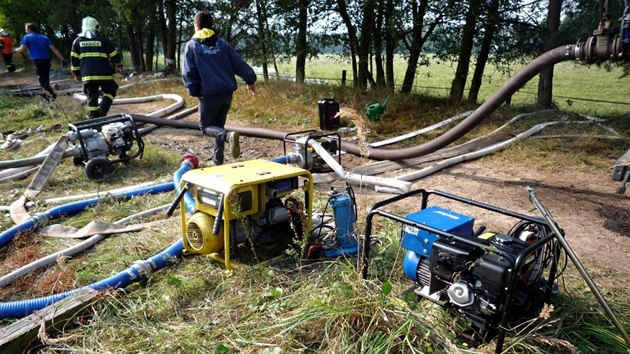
[359,45,577,160]
[137,106,198,135]
[0,204,169,287]
[0,144,56,180]
[525,187,630,349]
[0,147,80,169]
[131,46,577,162]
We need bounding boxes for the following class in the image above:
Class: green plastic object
[364,96,390,122]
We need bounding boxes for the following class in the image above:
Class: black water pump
[67,114,144,180]
[362,189,562,352]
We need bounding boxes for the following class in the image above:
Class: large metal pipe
[133,46,579,161]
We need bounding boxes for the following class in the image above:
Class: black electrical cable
[507,220,557,282]
[345,181,358,222]
[313,194,335,242]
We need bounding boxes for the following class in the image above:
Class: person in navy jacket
[182,11,256,166]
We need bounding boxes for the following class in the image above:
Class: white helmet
[79,17,99,38]
[0,29,8,36]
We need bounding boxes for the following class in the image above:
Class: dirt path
[142,120,630,288]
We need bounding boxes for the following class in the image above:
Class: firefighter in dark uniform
[71,17,123,119]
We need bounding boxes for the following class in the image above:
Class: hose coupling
[129,260,155,280]
[181,154,199,169]
[31,212,50,228]
[575,32,627,63]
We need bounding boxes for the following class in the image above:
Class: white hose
[372,117,619,191]
[72,93,184,118]
[379,118,609,189]
[0,204,169,288]
[369,110,473,148]
[0,166,40,183]
[308,139,411,193]
[0,143,55,181]
[43,179,170,204]
[0,94,185,183]
[391,121,560,183]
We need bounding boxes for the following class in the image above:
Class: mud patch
[598,205,630,236]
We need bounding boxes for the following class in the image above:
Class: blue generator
[401,206,474,283]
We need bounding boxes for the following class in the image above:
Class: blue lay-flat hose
[0,239,183,319]
[0,182,175,249]
[0,161,200,319]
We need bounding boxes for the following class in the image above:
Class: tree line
[0,0,627,107]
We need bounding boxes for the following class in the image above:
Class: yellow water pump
[180,159,313,269]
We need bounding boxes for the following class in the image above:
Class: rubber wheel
[85,158,114,180]
[72,155,85,166]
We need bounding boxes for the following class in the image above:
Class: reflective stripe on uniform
[78,52,109,59]
[82,75,114,81]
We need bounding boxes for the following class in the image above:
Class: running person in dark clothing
[70,16,123,119]
[182,11,256,165]
[14,23,65,100]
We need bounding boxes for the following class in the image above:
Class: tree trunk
[537,0,563,108]
[468,0,500,103]
[165,0,177,74]
[449,0,482,103]
[296,0,308,84]
[255,0,269,81]
[384,0,396,90]
[145,24,155,72]
[401,0,428,93]
[357,0,375,90]
[336,0,359,86]
[177,12,184,71]
[158,0,168,70]
[266,15,280,80]
[373,0,386,88]
[138,25,146,72]
[127,25,143,73]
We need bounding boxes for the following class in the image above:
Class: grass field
[0,55,629,353]
[270,54,629,115]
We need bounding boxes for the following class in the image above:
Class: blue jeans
[199,95,232,165]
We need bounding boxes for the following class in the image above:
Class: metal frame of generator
[67,114,144,179]
[179,159,313,270]
[361,189,559,354]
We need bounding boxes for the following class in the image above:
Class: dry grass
[0,77,629,353]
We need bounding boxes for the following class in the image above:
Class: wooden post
[0,289,99,353]
[341,70,347,86]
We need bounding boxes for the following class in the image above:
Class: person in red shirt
[0,29,16,72]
